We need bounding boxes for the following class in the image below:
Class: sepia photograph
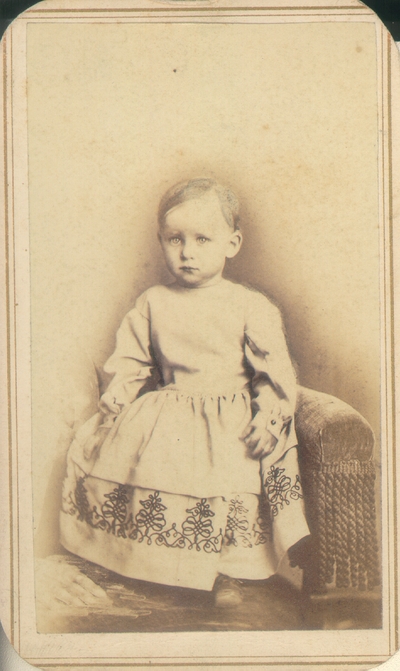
[0,0,399,668]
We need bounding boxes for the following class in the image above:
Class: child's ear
[226,230,243,259]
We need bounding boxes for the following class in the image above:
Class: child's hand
[89,392,124,460]
[241,412,278,459]
[99,391,124,416]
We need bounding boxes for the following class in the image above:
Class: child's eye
[169,237,181,246]
[197,237,209,245]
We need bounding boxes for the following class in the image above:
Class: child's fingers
[249,431,277,458]
[245,429,264,452]
[257,433,279,459]
[247,440,259,453]
[241,423,255,441]
[251,439,269,458]
[253,443,274,459]
[99,393,121,415]
[243,430,259,449]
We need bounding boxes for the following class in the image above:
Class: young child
[61,178,310,607]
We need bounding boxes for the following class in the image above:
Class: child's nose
[180,242,195,259]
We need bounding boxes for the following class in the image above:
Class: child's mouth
[180,266,198,273]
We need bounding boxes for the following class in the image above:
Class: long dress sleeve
[99,294,157,425]
[244,293,298,464]
[244,292,309,555]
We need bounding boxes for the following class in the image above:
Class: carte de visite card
[1,0,399,669]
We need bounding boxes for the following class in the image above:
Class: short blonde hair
[158,178,240,230]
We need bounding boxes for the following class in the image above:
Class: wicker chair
[292,386,381,628]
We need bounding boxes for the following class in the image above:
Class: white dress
[60,280,309,590]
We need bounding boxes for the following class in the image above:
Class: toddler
[61,178,310,607]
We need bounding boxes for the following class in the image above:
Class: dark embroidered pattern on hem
[225,495,271,547]
[66,480,270,551]
[264,465,303,516]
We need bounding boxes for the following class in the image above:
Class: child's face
[158,192,242,288]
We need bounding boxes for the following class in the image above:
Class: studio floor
[35,553,381,634]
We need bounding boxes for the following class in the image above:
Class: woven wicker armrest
[294,386,379,593]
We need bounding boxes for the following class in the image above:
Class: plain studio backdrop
[26,20,380,555]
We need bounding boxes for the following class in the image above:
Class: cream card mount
[1,0,400,669]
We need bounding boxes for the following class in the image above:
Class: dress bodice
[101,279,297,409]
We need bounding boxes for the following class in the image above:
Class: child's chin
[175,271,202,285]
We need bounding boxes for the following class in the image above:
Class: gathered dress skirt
[60,388,309,591]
